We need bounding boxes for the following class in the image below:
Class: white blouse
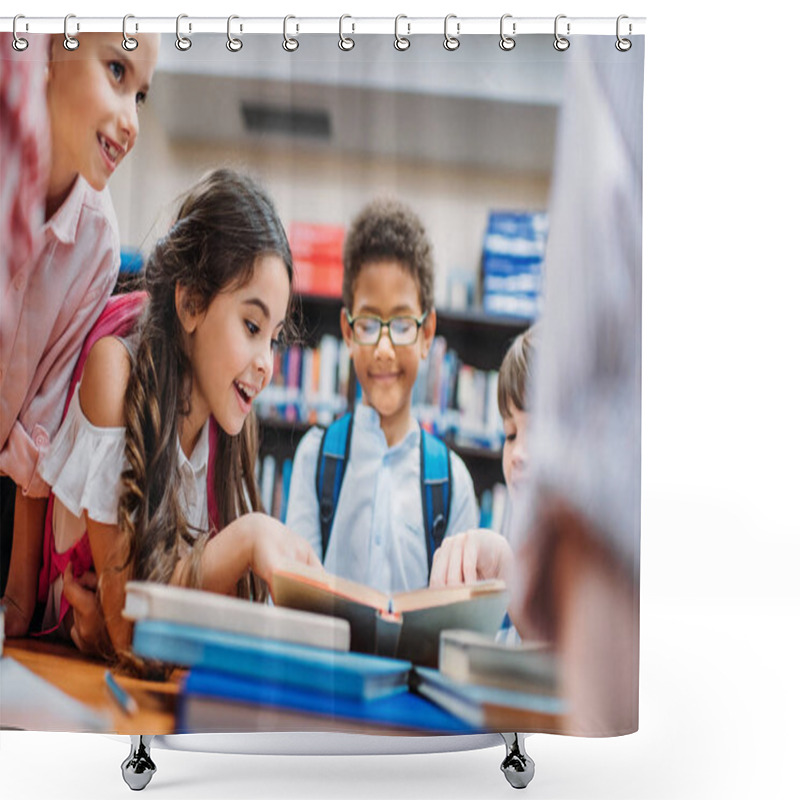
[37,384,210,632]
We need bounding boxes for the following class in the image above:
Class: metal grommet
[226,15,243,52]
[12,15,29,52]
[122,14,138,51]
[499,14,516,51]
[443,14,460,51]
[63,14,79,51]
[283,15,299,52]
[616,14,632,51]
[338,14,355,51]
[175,14,192,51]
[553,14,570,51]
[394,15,410,51]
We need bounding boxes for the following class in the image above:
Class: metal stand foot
[121,735,156,791]
[500,733,534,789]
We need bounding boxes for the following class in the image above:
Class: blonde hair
[497,326,539,419]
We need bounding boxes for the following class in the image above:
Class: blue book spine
[179,667,479,734]
[132,619,411,701]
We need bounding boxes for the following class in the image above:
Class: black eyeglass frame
[345,310,430,346]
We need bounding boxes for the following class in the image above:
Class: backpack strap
[420,429,453,576]
[315,412,354,562]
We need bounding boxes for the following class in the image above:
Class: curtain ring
[283,15,299,52]
[63,13,79,51]
[616,15,632,51]
[12,15,29,52]
[443,14,460,51]
[394,15,410,51]
[553,14,570,51]
[499,14,516,51]
[226,15,243,52]
[176,14,192,51]
[338,14,355,51]
[122,15,138,51]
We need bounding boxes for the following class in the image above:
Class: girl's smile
[179,253,291,456]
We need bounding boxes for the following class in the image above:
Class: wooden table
[3,638,563,736]
[3,638,178,734]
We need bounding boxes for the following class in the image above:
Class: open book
[269,563,509,667]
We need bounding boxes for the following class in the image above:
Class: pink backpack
[36,291,220,634]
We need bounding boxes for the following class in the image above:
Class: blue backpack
[315,412,452,577]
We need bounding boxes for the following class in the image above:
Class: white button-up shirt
[286,404,479,594]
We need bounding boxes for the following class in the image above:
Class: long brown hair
[117,169,293,614]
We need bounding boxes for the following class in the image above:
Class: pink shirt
[0,175,119,497]
[1,33,49,279]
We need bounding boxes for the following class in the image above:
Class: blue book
[177,667,479,734]
[132,619,411,701]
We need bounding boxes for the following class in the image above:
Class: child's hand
[429,529,514,589]
[63,563,113,658]
[246,513,322,587]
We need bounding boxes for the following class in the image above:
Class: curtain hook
[176,14,192,51]
[443,14,460,51]
[122,14,138,51]
[553,14,570,51]
[339,14,355,51]
[499,14,516,51]
[616,15,632,51]
[283,15,299,52]
[226,15,243,52]
[12,15,29,52]
[63,13,79,51]
[394,15,410,51]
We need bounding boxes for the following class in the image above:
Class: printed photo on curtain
[1,24,644,751]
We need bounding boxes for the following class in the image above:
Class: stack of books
[412,629,566,731]
[289,222,346,298]
[482,210,548,320]
[125,574,511,735]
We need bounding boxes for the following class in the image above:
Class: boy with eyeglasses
[285,198,478,593]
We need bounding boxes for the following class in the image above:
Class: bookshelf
[256,294,529,509]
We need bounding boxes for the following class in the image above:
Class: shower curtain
[1,22,643,741]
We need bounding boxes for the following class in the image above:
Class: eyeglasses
[345,311,429,346]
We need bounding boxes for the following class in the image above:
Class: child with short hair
[285,198,479,593]
[32,169,321,663]
[1,33,160,635]
[428,326,538,589]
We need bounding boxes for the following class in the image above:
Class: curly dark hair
[343,198,434,313]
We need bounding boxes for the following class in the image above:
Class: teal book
[132,619,410,701]
[178,667,479,734]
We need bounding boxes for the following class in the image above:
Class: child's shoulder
[78,336,132,429]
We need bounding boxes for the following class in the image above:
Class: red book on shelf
[289,222,346,298]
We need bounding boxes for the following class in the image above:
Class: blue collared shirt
[286,404,479,594]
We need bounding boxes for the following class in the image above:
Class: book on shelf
[279,457,293,523]
[289,222,345,298]
[438,629,559,696]
[479,483,508,533]
[177,666,477,734]
[257,334,349,426]
[122,581,350,651]
[482,209,548,321]
[269,563,509,667]
[131,619,411,702]
[411,666,566,732]
[259,455,276,516]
